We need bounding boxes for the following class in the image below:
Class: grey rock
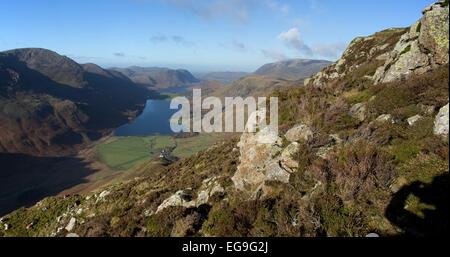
[376,114,394,123]
[65,217,76,232]
[285,124,314,142]
[407,115,422,126]
[349,103,367,122]
[433,103,449,136]
[280,142,300,172]
[373,1,449,83]
[265,162,290,184]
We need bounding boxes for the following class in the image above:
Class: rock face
[305,1,448,88]
[373,1,449,83]
[305,28,407,87]
[231,126,284,194]
[434,103,449,136]
[232,123,314,195]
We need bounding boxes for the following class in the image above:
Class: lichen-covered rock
[373,1,449,83]
[156,190,195,213]
[304,28,405,88]
[196,177,225,206]
[280,142,300,172]
[265,162,290,184]
[433,103,449,136]
[285,124,313,142]
[232,125,284,194]
[420,1,450,65]
[349,103,367,121]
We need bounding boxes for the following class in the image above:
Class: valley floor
[0,132,233,216]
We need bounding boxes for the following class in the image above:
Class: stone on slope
[285,124,313,142]
[433,103,449,136]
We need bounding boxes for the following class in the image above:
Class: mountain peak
[0,48,86,88]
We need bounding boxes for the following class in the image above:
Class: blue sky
[0,0,435,72]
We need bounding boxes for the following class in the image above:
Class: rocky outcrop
[231,126,284,194]
[373,1,449,83]
[156,177,225,214]
[304,28,406,87]
[433,103,449,136]
[232,123,315,195]
[305,1,448,88]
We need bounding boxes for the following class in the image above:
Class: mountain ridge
[254,58,332,80]
[111,66,199,88]
[0,48,151,156]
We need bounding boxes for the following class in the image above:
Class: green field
[97,133,231,170]
[97,136,174,170]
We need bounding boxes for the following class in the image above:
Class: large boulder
[231,125,284,194]
[433,103,449,136]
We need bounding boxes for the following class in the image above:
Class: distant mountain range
[195,71,250,84]
[0,48,150,155]
[196,59,331,85]
[111,66,199,88]
[254,59,332,80]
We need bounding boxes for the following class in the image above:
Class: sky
[0,0,436,72]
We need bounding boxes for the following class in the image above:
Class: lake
[115,87,188,136]
[115,99,178,136]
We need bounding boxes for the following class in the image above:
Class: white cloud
[278,28,313,56]
[277,27,347,59]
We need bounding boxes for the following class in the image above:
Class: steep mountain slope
[1,1,448,237]
[209,75,296,98]
[0,48,150,155]
[195,71,249,84]
[111,66,199,88]
[254,59,331,80]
